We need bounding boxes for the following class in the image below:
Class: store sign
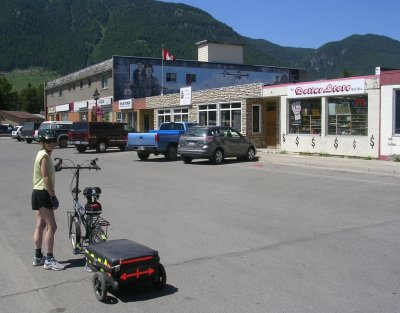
[47,107,56,114]
[98,97,112,106]
[119,99,133,110]
[74,101,87,111]
[180,86,192,106]
[55,103,69,112]
[288,78,365,98]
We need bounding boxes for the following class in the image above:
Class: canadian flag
[162,48,176,61]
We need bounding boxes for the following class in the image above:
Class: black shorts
[31,189,52,210]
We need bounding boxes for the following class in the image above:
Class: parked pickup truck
[127,122,199,160]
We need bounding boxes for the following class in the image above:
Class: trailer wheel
[155,263,167,289]
[93,272,107,302]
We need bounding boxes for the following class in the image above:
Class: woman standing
[31,132,65,270]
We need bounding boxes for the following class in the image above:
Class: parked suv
[36,121,73,148]
[178,126,257,164]
[68,121,135,153]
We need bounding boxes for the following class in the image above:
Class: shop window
[252,105,262,133]
[101,75,108,89]
[166,73,177,82]
[173,108,188,122]
[199,104,217,126]
[157,109,171,126]
[289,98,321,134]
[395,90,400,134]
[220,102,241,130]
[328,96,368,136]
[186,74,196,85]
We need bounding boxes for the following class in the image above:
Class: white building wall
[380,84,400,157]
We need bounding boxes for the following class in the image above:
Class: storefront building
[262,70,400,159]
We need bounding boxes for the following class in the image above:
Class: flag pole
[161,44,164,95]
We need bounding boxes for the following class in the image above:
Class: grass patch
[2,68,59,92]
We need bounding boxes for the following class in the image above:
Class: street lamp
[93,88,100,121]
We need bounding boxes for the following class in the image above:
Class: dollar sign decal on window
[282,133,286,142]
[295,136,299,147]
[353,139,357,150]
[370,135,375,149]
[334,137,339,150]
[311,137,315,148]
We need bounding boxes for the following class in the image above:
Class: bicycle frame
[54,157,110,253]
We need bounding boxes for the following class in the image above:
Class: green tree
[19,83,44,113]
[0,75,18,110]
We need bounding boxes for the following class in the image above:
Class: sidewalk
[257,149,400,176]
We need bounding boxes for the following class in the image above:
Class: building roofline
[45,58,113,90]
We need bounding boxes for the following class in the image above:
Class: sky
[159,0,399,49]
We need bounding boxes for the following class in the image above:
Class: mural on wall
[113,56,294,102]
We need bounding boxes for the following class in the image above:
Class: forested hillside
[0,0,399,80]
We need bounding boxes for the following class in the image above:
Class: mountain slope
[0,0,399,79]
[304,34,400,79]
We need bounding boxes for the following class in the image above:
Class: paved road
[1,138,400,313]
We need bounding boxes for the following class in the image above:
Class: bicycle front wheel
[70,216,83,253]
[90,225,107,244]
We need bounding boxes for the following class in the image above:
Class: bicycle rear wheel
[70,216,83,254]
[90,224,107,243]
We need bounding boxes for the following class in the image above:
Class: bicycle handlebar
[54,157,101,171]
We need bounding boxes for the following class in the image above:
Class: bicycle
[54,157,110,255]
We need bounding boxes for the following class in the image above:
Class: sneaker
[43,258,66,271]
[32,256,46,266]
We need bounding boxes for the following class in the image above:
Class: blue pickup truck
[127,122,198,160]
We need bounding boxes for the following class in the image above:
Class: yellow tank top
[33,149,55,190]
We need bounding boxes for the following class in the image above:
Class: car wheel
[59,137,68,148]
[26,139,32,143]
[210,149,224,164]
[96,140,107,153]
[137,152,150,160]
[76,145,87,153]
[182,156,193,164]
[246,147,256,161]
[165,145,177,160]
[17,138,22,142]
[119,145,126,151]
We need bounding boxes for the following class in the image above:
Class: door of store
[265,102,277,147]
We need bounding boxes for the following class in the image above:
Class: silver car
[178,126,257,164]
